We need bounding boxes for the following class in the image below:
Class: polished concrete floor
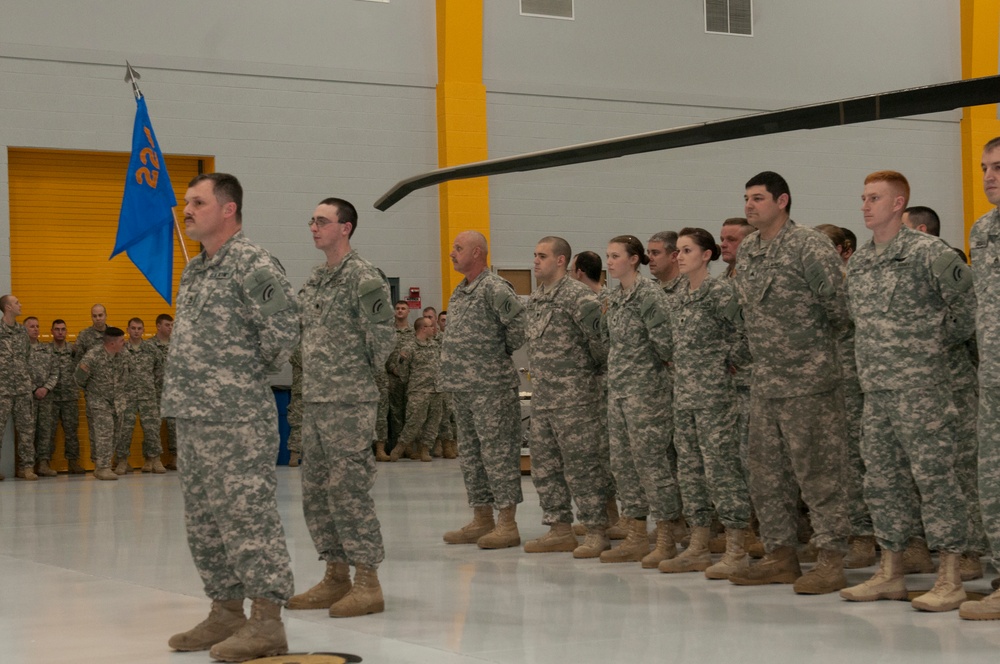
[2,459,999,664]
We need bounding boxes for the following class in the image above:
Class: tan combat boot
[67,459,87,474]
[658,525,711,573]
[432,440,443,457]
[443,440,458,459]
[114,460,131,475]
[93,467,118,481]
[418,443,433,462]
[406,445,421,461]
[151,457,167,474]
[600,518,650,563]
[705,528,749,580]
[16,467,38,481]
[746,529,766,559]
[960,587,1000,620]
[708,532,727,554]
[902,537,935,574]
[844,535,877,569]
[374,441,390,462]
[388,442,407,462]
[478,505,520,549]
[606,514,630,541]
[329,565,384,618]
[911,552,967,612]
[573,526,610,559]
[960,553,984,581]
[443,506,495,544]
[794,549,847,595]
[729,545,802,585]
[141,457,154,472]
[36,460,58,477]
[168,599,246,651]
[287,561,351,610]
[287,451,301,467]
[840,549,907,601]
[643,519,683,568]
[209,598,287,662]
[524,522,578,553]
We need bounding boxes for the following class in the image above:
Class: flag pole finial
[124,61,142,100]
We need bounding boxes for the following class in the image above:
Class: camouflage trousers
[979,387,1000,570]
[387,374,407,448]
[162,417,177,455]
[862,386,966,553]
[530,405,609,527]
[954,385,987,554]
[674,402,750,530]
[436,392,456,443]
[843,378,873,536]
[748,388,850,553]
[735,385,750,482]
[176,417,294,604]
[301,401,384,568]
[287,392,302,455]
[608,392,682,522]
[374,371,389,443]
[0,393,36,468]
[117,398,162,460]
[36,398,80,460]
[89,398,125,468]
[453,388,524,509]
[398,391,443,450]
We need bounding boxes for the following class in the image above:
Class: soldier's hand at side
[33,387,48,399]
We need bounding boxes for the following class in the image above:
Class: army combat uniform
[526,275,609,529]
[298,250,395,569]
[733,221,852,555]
[39,340,81,464]
[161,231,298,605]
[149,335,176,458]
[118,339,164,462]
[439,271,527,510]
[28,339,58,465]
[0,321,37,472]
[395,335,444,460]
[75,345,128,470]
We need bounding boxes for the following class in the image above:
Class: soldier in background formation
[119,317,166,475]
[290,196,394,618]
[151,313,177,470]
[25,316,58,477]
[75,326,128,481]
[391,316,444,462]
[41,319,84,474]
[0,295,37,481]
[385,300,412,455]
[433,309,458,459]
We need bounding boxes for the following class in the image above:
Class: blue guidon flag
[112,95,177,304]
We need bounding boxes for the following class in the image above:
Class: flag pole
[124,61,189,265]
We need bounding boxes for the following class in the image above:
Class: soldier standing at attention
[523,236,610,559]
[385,300,412,455]
[393,317,444,463]
[75,327,128,481]
[841,171,974,611]
[45,320,84,474]
[728,171,852,594]
[647,231,684,297]
[25,316,58,477]
[440,231,527,549]
[150,314,177,469]
[961,137,1000,620]
[119,318,166,475]
[288,197,394,618]
[74,303,109,465]
[163,173,298,661]
[0,296,38,481]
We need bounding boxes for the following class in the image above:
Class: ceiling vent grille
[706,0,752,36]
[521,0,574,20]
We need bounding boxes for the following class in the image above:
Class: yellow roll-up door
[8,147,213,470]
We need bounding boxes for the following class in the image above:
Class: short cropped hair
[189,173,243,222]
[745,171,792,214]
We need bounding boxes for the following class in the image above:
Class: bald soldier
[440,231,528,549]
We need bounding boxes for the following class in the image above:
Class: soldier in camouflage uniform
[288,197,394,619]
[0,296,38,481]
[433,311,458,459]
[287,345,303,466]
[150,314,177,469]
[841,171,974,612]
[599,236,684,568]
[25,317,58,477]
[659,228,752,578]
[42,320,83,474]
[522,237,609,559]
[961,138,1000,620]
[163,174,297,661]
[386,301,412,454]
[720,219,754,473]
[75,326,128,481]
[440,231,527,549]
[392,317,443,463]
[729,172,852,595]
[119,318,165,475]
[74,303,108,465]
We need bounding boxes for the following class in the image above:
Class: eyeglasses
[307,216,346,229]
